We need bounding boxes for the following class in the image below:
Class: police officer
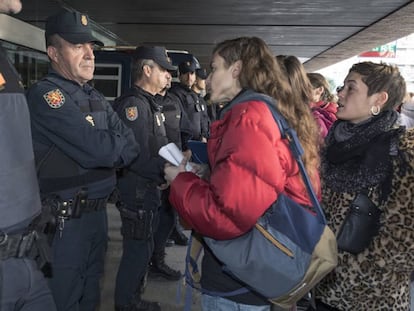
[0,1,57,310]
[169,61,210,246]
[113,46,175,311]
[192,67,208,98]
[26,9,139,311]
[191,67,211,135]
[148,75,192,281]
[157,76,192,153]
[193,67,223,122]
[170,59,210,145]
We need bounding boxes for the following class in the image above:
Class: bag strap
[265,103,326,224]
[228,89,324,221]
[182,95,327,306]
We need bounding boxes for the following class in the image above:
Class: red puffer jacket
[169,98,320,240]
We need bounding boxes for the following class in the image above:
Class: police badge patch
[43,89,65,108]
[126,106,138,121]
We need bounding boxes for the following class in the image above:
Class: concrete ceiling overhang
[17,0,414,71]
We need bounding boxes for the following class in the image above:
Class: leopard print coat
[315,129,414,310]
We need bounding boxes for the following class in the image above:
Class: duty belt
[0,230,37,260]
[59,197,107,214]
[54,197,108,237]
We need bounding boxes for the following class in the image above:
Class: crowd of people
[1,2,413,311]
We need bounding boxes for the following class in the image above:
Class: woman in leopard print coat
[314,62,414,311]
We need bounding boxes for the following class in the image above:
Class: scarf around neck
[321,110,401,194]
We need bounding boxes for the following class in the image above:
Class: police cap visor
[45,9,104,46]
[196,68,208,79]
[134,46,176,71]
[179,61,197,75]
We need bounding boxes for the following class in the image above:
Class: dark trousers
[115,237,154,306]
[153,189,175,253]
[114,184,161,306]
[0,257,56,311]
[49,209,108,311]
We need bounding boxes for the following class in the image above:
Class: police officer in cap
[113,46,175,311]
[192,67,208,98]
[169,60,210,245]
[0,0,57,310]
[194,67,222,122]
[26,9,139,311]
[191,66,211,136]
[170,59,210,145]
[148,72,193,281]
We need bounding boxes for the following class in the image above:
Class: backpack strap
[264,103,326,224]
[182,91,325,306]
[226,89,323,221]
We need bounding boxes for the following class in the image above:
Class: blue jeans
[201,294,271,311]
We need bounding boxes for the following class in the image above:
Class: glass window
[93,63,122,101]
[0,40,48,89]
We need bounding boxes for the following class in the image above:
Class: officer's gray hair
[132,59,155,82]
[45,34,63,48]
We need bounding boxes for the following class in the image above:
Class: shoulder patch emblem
[43,89,65,109]
[126,106,138,121]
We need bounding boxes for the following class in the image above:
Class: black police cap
[45,9,104,46]
[179,61,197,74]
[196,68,208,79]
[134,46,176,71]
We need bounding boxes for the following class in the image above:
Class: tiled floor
[99,204,201,311]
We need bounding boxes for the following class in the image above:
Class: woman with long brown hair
[164,37,321,311]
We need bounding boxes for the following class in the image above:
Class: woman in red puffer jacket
[164,37,321,311]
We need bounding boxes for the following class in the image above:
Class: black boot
[148,251,181,281]
[169,226,188,246]
[165,239,175,247]
[139,270,148,294]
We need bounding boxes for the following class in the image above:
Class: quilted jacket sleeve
[169,101,311,240]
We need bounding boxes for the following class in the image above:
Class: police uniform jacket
[0,47,41,230]
[114,85,168,185]
[26,70,139,200]
[170,82,209,141]
[155,91,192,150]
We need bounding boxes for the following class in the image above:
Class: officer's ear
[47,46,59,63]
[143,64,153,78]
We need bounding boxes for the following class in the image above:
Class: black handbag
[336,193,382,254]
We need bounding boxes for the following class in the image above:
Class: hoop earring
[371,106,380,116]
